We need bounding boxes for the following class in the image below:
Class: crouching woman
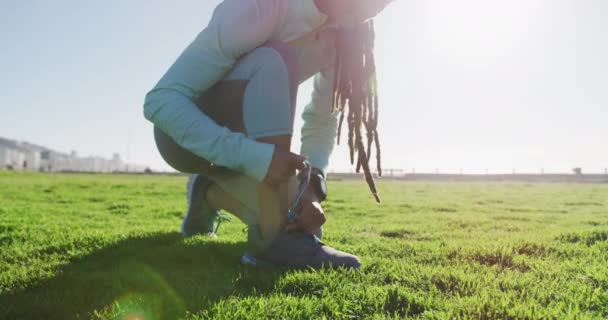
[144,0,391,269]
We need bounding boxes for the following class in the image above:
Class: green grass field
[0,172,607,319]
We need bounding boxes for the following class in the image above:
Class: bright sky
[1,0,607,173]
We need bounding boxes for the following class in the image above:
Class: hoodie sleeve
[143,0,288,181]
[300,66,340,175]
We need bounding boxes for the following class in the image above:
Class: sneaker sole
[181,222,217,238]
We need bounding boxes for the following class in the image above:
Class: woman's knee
[228,43,299,100]
[260,42,299,92]
[228,43,299,141]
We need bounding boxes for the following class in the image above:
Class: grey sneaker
[242,231,361,270]
[182,174,227,237]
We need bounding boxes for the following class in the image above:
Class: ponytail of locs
[332,21,382,203]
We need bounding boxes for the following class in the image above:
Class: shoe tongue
[301,233,322,246]
[281,232,322,250]
[274,231,323,248]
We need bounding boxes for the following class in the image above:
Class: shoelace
[213,211,232,234]
[287,162,322,243]
[303,232,322,246]
[286,162,324,244]
[287,161,312,223]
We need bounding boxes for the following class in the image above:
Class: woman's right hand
[264,149,307,185]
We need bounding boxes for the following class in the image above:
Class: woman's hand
[286,188,327,234]
[264,149,307,185]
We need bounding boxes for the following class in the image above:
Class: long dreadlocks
[332,21,382,203]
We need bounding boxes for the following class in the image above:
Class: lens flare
[106,263,185,320]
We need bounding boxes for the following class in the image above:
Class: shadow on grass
[0,233,283,319]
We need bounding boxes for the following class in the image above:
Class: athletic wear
[144,0,339,181]
[146,1,363,268]
[154,43,300,222]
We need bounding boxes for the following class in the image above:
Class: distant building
[0,137,147,173]
[24,150,40,171]
[0,138,26,170]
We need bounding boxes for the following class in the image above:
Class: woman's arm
[143,0,287,181]
[292,67,337,232]
[300,67,340,176]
